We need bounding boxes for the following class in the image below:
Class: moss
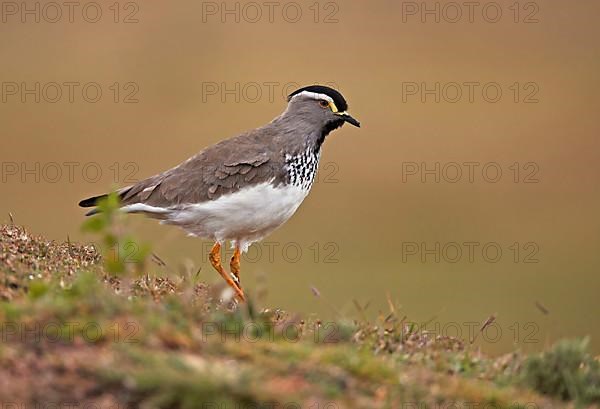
[520,338,600,404]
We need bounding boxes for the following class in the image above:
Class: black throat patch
[314,118,345,154]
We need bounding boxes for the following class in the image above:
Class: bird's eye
[318,100,330,108]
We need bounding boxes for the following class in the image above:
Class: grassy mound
[0,223,595,408]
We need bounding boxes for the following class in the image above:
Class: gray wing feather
[119,131,285,208]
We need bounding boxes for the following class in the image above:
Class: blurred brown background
[1,0,599,353]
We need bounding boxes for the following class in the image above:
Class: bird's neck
[270,112,344,156]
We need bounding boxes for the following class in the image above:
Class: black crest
[288,85,348,112]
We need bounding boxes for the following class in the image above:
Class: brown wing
[118,131,285,208]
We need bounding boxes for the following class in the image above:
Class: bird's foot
[209,242,246,302]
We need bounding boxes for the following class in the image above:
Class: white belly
[157,182,310,251]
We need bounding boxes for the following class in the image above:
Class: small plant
[81,192,151,277]
[520,338,600,404]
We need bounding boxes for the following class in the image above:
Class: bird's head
[284,85,360,136]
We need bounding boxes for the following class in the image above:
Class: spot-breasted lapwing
[79,85,360,301]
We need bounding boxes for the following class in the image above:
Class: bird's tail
[78,194,108,216]
[79,186,133,216]
[78,194,106,208]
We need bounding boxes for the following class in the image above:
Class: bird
[79,85,360,301]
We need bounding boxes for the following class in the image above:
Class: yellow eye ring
[318,100,330,108]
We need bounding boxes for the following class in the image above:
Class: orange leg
[208,242,245,301]
[230,246,242,288]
